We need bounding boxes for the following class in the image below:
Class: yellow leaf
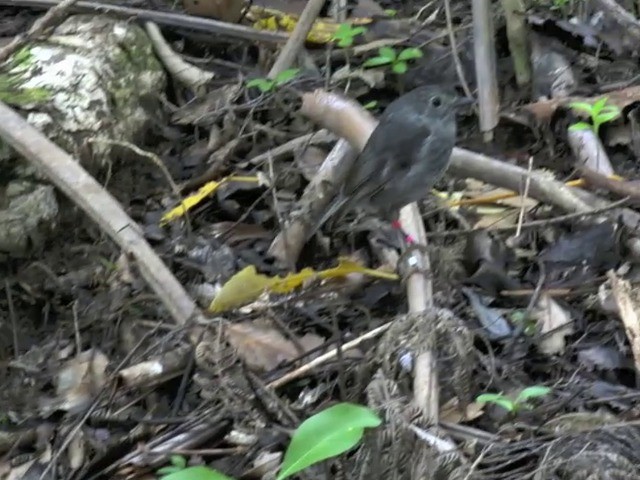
[269,268,317,293]
[209,265,274,313]
[161,180,220,225]
[320,258,399,281]
[209,258,398,312]
[247,6,372,44]
[160,176,260,225]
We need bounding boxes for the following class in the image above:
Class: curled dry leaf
[68,429,86,471]
[532,294,574,355]
[440,397,484,423]
[225,321,324,371]
[608,271,640,371]
[41,349,109,414]
[542,411,620,434]
[295,145,329,182]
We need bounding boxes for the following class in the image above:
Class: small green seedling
[384,8,398,16]
[476,385,551,414]
[363,46,423,74]
[363,100,378,110]
[332,23,367,48]
[508,310,536,336]
[157,455,188,476]
[569,97,621,136]
[157,456,233,480]
[156,403,381,480]
[246,68,300,93]
[159,465,233,480]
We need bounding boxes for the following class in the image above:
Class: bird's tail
[305,194,349,242]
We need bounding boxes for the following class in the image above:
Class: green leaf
[516,386,551,403]
[161,466,234,480]
[246,78,274,93]
[332,24,367,46]
[363,56,393,67]
[476,393,505,403]
[276,403,382,480]
[601,104,620,113]
[595,110,620,124]
[397,47,423,61]
[591,96,608,115]
[333,23,351,38]
[384,8,397,16]
[568,121,592,131]
[569,102,594,115]
[171,455,187,469]
[274,68,300,85]
[158,466,181,476]
[363,100,378,110]
[509,310,526,323]
[392,61,408,74]
[476,393,516,412]
[378,46,397,61]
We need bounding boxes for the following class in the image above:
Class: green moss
[0,47,52,107]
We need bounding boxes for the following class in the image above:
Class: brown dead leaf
[440,397,484,423]
[295,145,328,182]
[473,209,520,230]
[183,0,245,22]
[209,221,272,244]
[225,321,324,371]
[43,349,109,414]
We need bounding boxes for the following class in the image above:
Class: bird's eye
[431,96,442,107]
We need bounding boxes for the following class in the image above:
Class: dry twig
[0,0,78,63]
[267,0,326,77]
[0,101,205,340]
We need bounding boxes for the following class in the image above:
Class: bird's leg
[391,220,415,245]
[391,220,433,281]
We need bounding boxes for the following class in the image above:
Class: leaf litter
[5,0,640,479]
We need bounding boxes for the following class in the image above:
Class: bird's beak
[454,96,474,108]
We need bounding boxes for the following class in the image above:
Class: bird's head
[410,85,473,119]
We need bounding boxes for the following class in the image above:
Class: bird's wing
[343,111,432,201]
[305,193,349,241]
[370,128,452,207]
[307,106,433,238]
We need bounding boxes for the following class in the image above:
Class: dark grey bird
[309,85,470,239]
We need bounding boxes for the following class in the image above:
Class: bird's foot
[398,244,433,281]
[391,220,416,245]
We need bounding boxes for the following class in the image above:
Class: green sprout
[156,403,381,480]
[363,46,423,74]
[569,97,621,136]
[508,310,536,336]
[550,0,569,10]
[476,386,551,414]
[332,23,367,48]
[157,455,188,477]
[246,68,300,93]
[159,465,232,480]
[363,100,378,110]
[384,8,398,16]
